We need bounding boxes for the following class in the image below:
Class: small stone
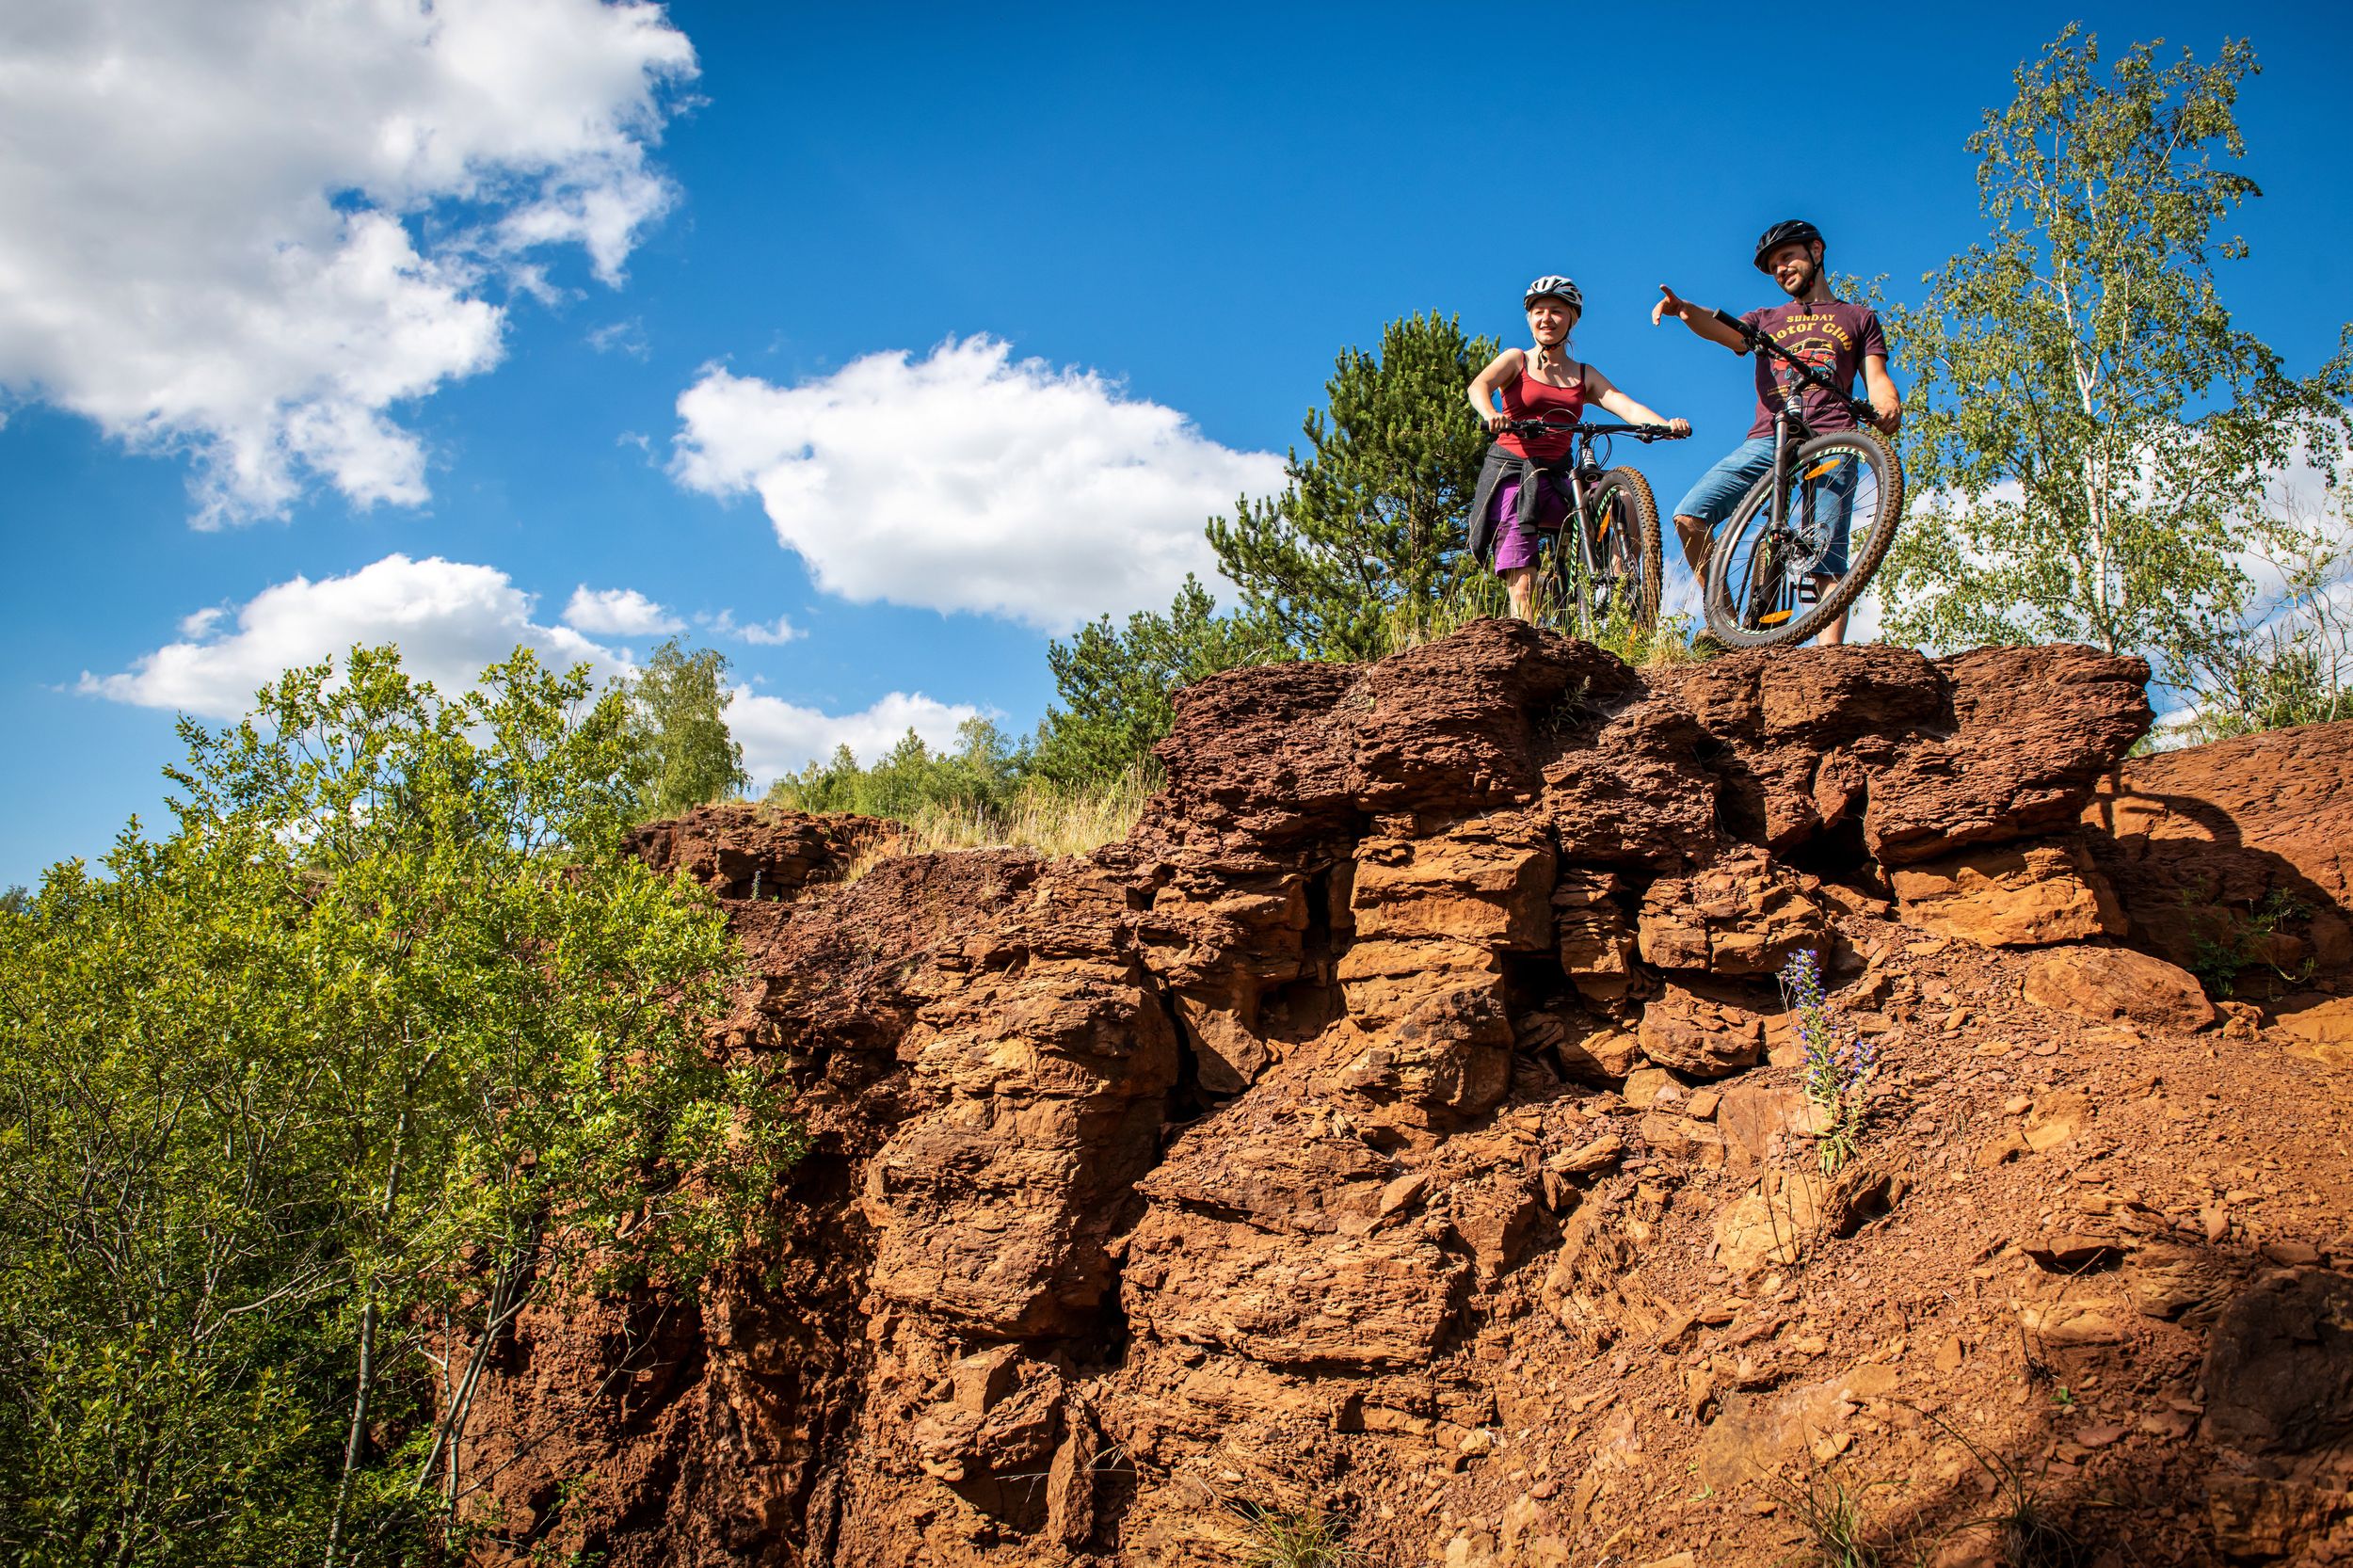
[2003,1095,2032,1115]
[2202,1206,2230,1243]
[2261,1240,2322,1266]
[1977,1130,2028,1167]
[1935,1336,1964,1373]
[1550,1134,1625,1176]
[2019,1303,2127,1345]
[2022,945,2217,1032]
[2073,1423,2126,1448]
[1622,1067,1675,1109]
[1686,1089,1721,1121]
[2025,1233,2124,1271]
[1460,1427,1497,1457]
[1380,1172,1431,1217]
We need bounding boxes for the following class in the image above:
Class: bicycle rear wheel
[1587,466,1663,635]
[1701,428,1903,648]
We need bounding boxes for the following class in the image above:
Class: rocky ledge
[463,621,2353,1567]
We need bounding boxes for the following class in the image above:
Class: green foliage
[1227,1500,1358,1568]
[2172,478,2353,741]
[627,638,751,817]
[1209,312,1498,662]
[1762,1460,1882,1568]
[1923,1410,2089,1568]
[0,645,801,1564]
[765,719,1156,858]
[1881,28,2353,694]
[768,717,1027,822]
[2183,884,2314,998]
[1033,575,1288,788]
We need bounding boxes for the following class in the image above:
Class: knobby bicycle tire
[1701,427,1904,649]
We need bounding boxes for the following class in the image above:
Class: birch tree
[1881,28,2352,691]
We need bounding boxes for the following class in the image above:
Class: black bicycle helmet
[1522,275,1583,312]
[1753,219,1824,272]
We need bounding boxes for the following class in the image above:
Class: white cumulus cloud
[668,336,1286,633]
[83,554,991,784]
[81,553,631,718]
[564,585,684,636]
[729,689,982,784]
[0,0,696,523]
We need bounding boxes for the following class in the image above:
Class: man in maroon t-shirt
[1652,220,1903,645]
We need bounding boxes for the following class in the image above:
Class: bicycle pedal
[1796,581,1821,605]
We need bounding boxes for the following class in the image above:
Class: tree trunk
[325,1109,407,1568]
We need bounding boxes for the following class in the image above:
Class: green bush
[0,645,801,1563]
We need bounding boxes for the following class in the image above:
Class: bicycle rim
[1703,431,1901,648]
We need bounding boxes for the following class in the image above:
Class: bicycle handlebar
[1712,308,1878,424]
[1490,417,1687,443]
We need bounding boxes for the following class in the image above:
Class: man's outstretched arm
[1652,285,1750,351]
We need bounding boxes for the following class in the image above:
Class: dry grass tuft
[834,769,1157,877]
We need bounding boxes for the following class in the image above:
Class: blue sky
[3,0,2350,886]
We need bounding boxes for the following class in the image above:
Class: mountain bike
[1489,419,1685,638]
[1698,309,1905,648]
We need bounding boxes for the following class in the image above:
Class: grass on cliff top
[1380,575,1714,668]
[807,766,1159,872]
[888,768,1158,857]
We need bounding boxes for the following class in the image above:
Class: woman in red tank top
[1465,276,1689,620]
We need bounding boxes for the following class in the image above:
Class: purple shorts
[1490,476,1571,572]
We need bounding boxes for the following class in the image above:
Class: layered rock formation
[462,625,2353,1567]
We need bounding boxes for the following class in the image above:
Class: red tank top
[1498,365,1584,459]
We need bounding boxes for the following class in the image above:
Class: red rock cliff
[463,623,2353,1567]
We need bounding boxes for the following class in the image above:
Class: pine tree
[1208,312,1497,662]
[1032,575,1286,786]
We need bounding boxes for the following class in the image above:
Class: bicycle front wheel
[1701,428,1903,648]
[1588,466,1663,635]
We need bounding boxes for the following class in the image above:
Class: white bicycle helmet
[1523,275,1583,312]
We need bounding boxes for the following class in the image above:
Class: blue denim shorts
[1673,436,1852,576]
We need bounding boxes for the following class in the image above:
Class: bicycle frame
[1712,311,1881,624]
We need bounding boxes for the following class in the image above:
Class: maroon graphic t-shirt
[1741,298,1888,438]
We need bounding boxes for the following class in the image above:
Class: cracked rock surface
[459,625,2353,1567]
